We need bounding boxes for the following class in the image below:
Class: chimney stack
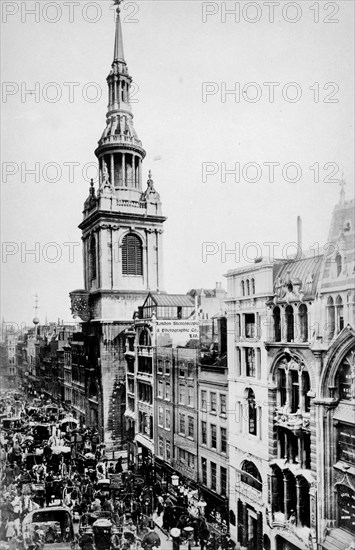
[297,216,302,256]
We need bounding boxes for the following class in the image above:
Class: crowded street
[0,389,235,550]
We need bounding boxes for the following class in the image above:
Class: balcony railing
[275,407,310,430]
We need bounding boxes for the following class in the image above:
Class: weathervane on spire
[114,0,124,13]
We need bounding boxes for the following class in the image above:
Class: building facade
[225,188,355,550]
[70,2,166,447]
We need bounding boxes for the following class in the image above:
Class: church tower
[70,0,166,446]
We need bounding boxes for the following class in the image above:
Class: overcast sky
[1,0,354,327]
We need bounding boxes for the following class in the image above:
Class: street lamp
[171,474,179,487]
[170,528,181,550]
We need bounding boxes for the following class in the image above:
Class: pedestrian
[141,524,161,550]
[115,457,123,474]
[198,518,210,550]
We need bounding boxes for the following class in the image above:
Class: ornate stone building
[225,187,355,550]
[70,2,165,446]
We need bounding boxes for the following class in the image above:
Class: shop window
[337,485,355,534]
[337,424,355,464]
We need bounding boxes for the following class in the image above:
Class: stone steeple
[95,0,145,198]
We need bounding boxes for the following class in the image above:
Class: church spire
[94,0,146,195]
[113,0,125,63]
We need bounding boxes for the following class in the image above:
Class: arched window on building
[273,465,284,513]
[336,295,344,333]
[336,253,342,277]
[248,389,257,436]
[122,233,143,276]
[279,369,287,406]
[251,278,255,294]
[241,460,262,492]
[327,296,335,341]
[246,280,250,295]
[336,352,353,401]
[296,476,310,526]
[241,281,245,296]
[273,307,281,342]
[90,235,97,282]
[337,485,355,534]
[298,304,308,342]
[285,305,294,342]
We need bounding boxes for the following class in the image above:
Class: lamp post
[171,474,179,487]
[170,528,181,550]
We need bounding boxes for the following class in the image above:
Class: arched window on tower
[246,280,250,295]
[298,304,308,342]
[122,233,143,276]
[241,280,245,296]
[335,253,342,277]
[285,305,294,342]
[90,235,97,282]
[251,278,255,294]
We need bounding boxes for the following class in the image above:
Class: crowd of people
[0,390,235,550]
